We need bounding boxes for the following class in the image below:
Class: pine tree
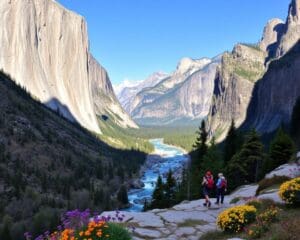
[192,120,208,166]
[226,129,265,189]
[117,166,125,182]
[265,127,295,173]
[290,97,300,148]
[201,137,223,177]
[96,162,103,180]
[150,175,165,209]
[0,216,12,240]
[176,168,188,202]
[226,153,248,191]
[117,185,129,205]
[108,164,114,179]
[224,120,240,164]
[164,170,176,207]
[143,199,149,212]
[240,129,265,182]
[94,188,104,206]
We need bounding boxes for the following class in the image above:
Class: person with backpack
[202,171,214,207]
[215,173,227,205]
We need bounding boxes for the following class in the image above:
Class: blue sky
[58,0,290,85]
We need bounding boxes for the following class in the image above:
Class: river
[126,139,190,212]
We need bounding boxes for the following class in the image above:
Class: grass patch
[256,176,290,196]
[178,219,208,228]
[230,197,241,204]
[257,207,300,240]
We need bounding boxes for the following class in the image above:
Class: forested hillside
[0,71,146,239]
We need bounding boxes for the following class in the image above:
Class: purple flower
[24,232,32,240]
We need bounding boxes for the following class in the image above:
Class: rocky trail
[101,163,300,240]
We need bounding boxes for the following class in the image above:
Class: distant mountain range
[117,0,300,140]
[116,57,220,125]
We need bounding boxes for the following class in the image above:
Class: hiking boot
[203,203,207,206]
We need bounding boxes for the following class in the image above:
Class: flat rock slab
[100,211,164,228]
[197,223,218,232]
[134,228,162,238]
[172,199,203,210]
[174,227,196,236]
[157,210,216,224]
[229,184,258,201]
[258,192,284,203]
[127,212,165,228]
[265,163,300,179]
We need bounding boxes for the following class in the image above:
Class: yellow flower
[217,205,257,233]
[279,177,300,204]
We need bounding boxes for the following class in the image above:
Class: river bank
[126,139,190,212]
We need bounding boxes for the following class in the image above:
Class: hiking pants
[216,188,225,204]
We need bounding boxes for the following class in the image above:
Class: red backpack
[220,178,227,189]
[206,176,214,189]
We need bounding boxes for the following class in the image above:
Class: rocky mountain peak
[259,18,285,53]
[288,0,300,26]
[175,57,211,75]
[276,0,300,57]
[232,44,266,63]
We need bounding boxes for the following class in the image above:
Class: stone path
[101,184,260,240]
[100,163,299,240]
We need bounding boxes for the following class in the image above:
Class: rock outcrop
[276,0,300,57]
[124,57,220,125]
[207,44,266,140]
[242,41,300,133]
[0,0,137,133]
[259,18,285,59]
[207,0,300,141]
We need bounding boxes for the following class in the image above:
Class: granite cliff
[207,0,300,140]
[0,0,137,134]
[207,44,266,140]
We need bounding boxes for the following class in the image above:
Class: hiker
[215,173,227,205]
[202,171,214,207]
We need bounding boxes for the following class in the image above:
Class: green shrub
[246,222,267,239]
[103,223,132,240]
[247,199,262,210]
[258,206,280,223]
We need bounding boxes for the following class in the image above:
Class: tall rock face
[115,72,169,114]
[242,41,300,132]
[0,0,137,133]
[208,0,300,140]
[259,18,285,60]
[276,0,300,57]
[126,57,219,125]
[207,44,266,140]
[88,56,138,128]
